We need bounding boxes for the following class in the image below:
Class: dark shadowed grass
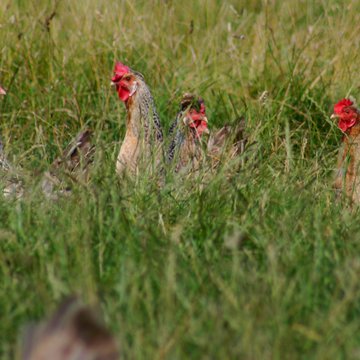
[1,0,360,358]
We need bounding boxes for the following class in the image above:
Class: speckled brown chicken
[0,85,10,172]
[0,85,24,198]
[20,297,119,360]
[331,98,360,204]
[167,94,209,172]
[168,94,247,172]
[207,118,247,169]
[0,85,11,172]
[111,62,163,176]
[1,85,94,199]
[41,129,95,198]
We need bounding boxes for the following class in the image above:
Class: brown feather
[41,129,95,198]
[207,117,247,168]
[21,297,119,360]
[116,73,163,176]
[335,122,360,204]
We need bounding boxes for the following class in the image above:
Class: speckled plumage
[0,137,24,199]
[207,117,247,169]
[334,123,360,204]
[0,87,25,198]
[0,138,10,171]
[332,100,360,204]
[116,72,163,175]
[167,94,206,172]
[168,94,247,173]
[42,129,95,199]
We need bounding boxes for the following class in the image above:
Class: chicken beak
[202,117,209,134]
[0,86,6,95]
[330,114,338,120]
[183,116,191,126]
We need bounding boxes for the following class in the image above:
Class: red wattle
[118,86,130,102]
[196,121,208,137]
[190,113,203,121]
[339,118,356,132]
[190,119,208,137]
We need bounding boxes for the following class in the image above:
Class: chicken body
[112,62,163,176]
[21,297,119,360]
[207,119,247,169]
[0,137,11,170]
[41,129,95,199]
[0,85,24,198]
[0,86,10,171]
[332,99,360,203]
[169,122,204,173]
[0,84,94,199]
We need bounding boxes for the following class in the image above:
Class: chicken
[0,85,10,170]
[0,141,24,199]
[111,62,163,175]
[41,129,95,199]
[168,93,247,172]
[0,85,24,198]
[167,93,209,172]
[207,117,247,169]
[331,98,360,203]
[0,84,94,199]
[20,297,119,360]
[0,86,9,170]
[0,137,10,170]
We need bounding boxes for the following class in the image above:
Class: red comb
[334,98,353,114]
[113,62,130,77]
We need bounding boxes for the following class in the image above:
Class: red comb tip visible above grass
[113,62,130,78]
[334,98,353,114]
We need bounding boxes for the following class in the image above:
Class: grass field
[1,0,360,358]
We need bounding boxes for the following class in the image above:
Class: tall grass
[1,0,360,358]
